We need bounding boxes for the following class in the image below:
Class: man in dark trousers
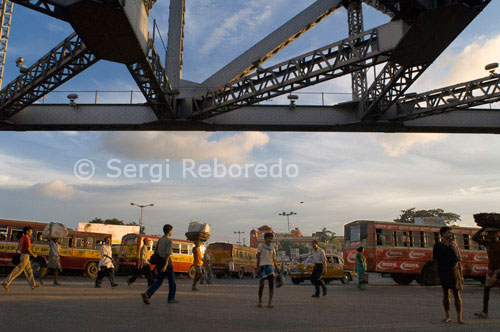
[127,238,154,287]
[311,240,327,298]
[472,227,500,318]
[141,224,177,304]
[433,226,464,324]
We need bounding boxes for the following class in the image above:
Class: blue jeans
[146,258,176,301]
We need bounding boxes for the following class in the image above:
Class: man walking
[2,226,40,292]
[127,238,154,287]
[311,240,327,298]
[39,238,62,285]
[433,226,464,324]
[191,240,203,291]
[95,237,118,288]
[472,227,500,318]
[141,224,177,304]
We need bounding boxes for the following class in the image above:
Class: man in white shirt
[95,237,118,288]
[256,232,281,308]
[311,240,327,298]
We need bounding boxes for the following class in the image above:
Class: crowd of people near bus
[2,223,500,325]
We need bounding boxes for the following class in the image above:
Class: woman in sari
[356,246,367,290]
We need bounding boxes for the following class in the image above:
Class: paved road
[0,274,498,332]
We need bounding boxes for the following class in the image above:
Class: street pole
[131,202,154,234]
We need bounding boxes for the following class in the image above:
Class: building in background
[77,223,140,245]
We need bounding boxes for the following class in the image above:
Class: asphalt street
[0,274,498,332]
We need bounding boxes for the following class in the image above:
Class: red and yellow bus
[207,242,257,279]
[0,219,111,278]
[117,233,196,278]
[343,220,488,285]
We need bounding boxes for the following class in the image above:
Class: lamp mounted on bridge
[287,94,299,110]
[67,94,79,107]
[15,57,27,73]
[485,62,498,77]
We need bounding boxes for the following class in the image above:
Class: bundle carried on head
[473,213,500,229]
[42,222,69,240]
[186,221,210,242]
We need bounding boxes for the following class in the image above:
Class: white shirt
[312,247,326,264]
[99,244,114,269]
[229,261,235,271]
[258,243,276,266]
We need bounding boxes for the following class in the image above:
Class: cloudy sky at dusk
[1,1,500,243]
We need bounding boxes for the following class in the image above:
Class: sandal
[474,311,488,318]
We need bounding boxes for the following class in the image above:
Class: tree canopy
[394,208,461,226]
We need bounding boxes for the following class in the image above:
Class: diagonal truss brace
[396,74,500,120]
[0,32,98,118]
[0,0,13,89]
[10,0,66,19]
[195,27,390,118]
[360,62,427,121]
[126,38,175,119]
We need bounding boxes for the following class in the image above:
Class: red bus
[117,233,196,278]
[0,219,111,278]
[207,242,258,279]
[343,220,488,285]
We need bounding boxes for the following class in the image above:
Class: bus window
[419,232,427,248]
[11,228,23,241]
[0,226,7,240]
[181,244,188,255]
[376,229,392,246]
[62,236,73,248]
[74,238,86,248]
[395,231,408,247]
[351,226,360,243]
[86,237,94,249]
[410,231,421,248]
[462,234,471,250]
[173,243,180,254]
[35,231,44,242]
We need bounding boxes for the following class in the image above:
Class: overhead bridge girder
[0,32,98,118]
[396,74,500,120]
[195,20,404,118]
[5,104,500,134]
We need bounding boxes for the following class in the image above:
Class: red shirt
[19,234,31,254]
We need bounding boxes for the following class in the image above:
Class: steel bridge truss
[0,0,497,133]
[0,32,97,118]
[195,27,385,118]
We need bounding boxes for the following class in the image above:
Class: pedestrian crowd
[2,224,499,325]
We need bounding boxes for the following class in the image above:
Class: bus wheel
[341,272,351,284]
[237,267,245,279]
[420,263,439,286]
[188,265,196,279]
[391,273,414,285]
[85,262,99,278]
[31,259,46,279]
[291,278,301,285]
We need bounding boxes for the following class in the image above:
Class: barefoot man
[472,227,500,318]
[256,232,280,308]
[433,226,464,324]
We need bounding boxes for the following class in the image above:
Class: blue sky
[1,1,500,243]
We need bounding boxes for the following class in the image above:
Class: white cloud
[414,33,500,92]
[29,179,76,200]
[98,132,269,164]
[378,133,446,157]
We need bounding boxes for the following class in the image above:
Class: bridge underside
[4,104,500,134]
[0,0,497,133]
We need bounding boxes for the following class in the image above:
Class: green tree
[318,227,333,243]
[88,217,125,225]
[394,208,461,226]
